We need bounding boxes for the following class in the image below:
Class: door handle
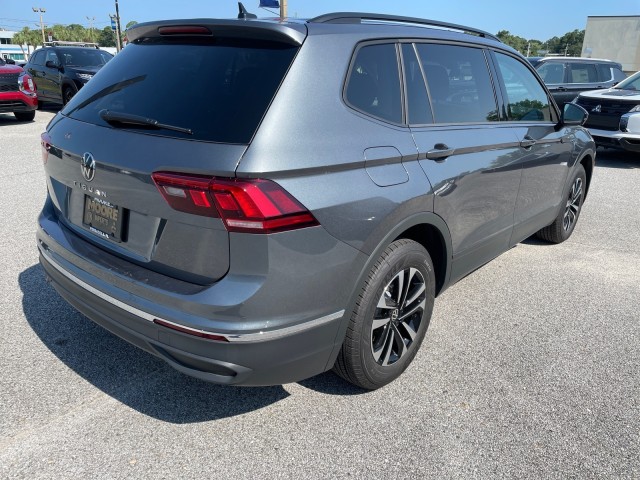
[425,143,454,161]
[520,136,536,149]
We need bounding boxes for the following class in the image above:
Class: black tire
[14,110,35,122]
[333,239,435,390]
[62,85,77,105]
[37,100,44,110]
[536,164,586,244]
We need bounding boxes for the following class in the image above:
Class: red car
[0,57,37,121]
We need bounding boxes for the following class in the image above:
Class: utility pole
[86,16,95,43]
[280,0,287,19]
[32,6,46,45]
[115,0,123,50]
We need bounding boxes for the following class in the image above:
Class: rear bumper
[39,244,346,385]
[0,92,38,113]
[37,198,365,386]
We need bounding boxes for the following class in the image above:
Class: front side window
[45,50,60,66]
[345,43,402,124]
[537,62,565,84]
[495,53,552,122]
[30,50,44,65]
[415,43,498,124]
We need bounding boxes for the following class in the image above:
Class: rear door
[563,61,601,104]
[404,42,523,283]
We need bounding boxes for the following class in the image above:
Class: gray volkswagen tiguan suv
[37,8,595,390]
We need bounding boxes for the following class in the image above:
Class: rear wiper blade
[99,109,193,135]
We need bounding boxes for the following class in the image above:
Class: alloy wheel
[563,177,583,232]
[371,267,426,366]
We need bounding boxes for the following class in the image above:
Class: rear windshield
[62,39,298,144]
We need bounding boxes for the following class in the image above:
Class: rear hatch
[43,19,305,284]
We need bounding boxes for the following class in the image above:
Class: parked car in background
[529,56,626,106]
[574,70,640,152]
[24,41,113,107]
[37,9,595,390]
[0,56,37,121]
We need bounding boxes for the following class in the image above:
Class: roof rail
[308,12,500,42]
[43,41,100,49]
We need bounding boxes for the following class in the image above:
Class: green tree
[542,30,584,56]
[98,26,116,47]
[497,30,544,57]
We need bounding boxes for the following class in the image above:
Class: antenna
[238,2,257,20]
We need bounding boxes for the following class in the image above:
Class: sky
[0,0,639,41]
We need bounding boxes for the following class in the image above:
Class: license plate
[83,195,123,242]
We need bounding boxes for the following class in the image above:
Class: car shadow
[595,148,639,169]
[0,113,33,125]
[19,263,361,422]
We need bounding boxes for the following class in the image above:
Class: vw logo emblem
[591,105,602,113]
[81,152,96,182]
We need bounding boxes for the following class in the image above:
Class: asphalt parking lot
[1,110,638,479]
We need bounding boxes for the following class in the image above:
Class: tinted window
[415,44,498,123]
[31,50,45,65]
[45,50,59,65]
[537,62,565,84]
[568,63,598,83]
[401,44,433,125]
[62,40,298,144]
[612,67,626,82]
[495,53,552,122]
[346,43,402,124]
[596,64,613,82]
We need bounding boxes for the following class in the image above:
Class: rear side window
[415,43,498,123]
[596,64,613,82]
[495,53,552,122]
[345,43,402,124]
[62,39,298,144]
[567,63,598,83]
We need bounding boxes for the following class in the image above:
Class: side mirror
[5,58,15,65]
[560,103,588,127]
[45,60,61,70]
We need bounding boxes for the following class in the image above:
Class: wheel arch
[324,213,453,371]
[579,153,595,200]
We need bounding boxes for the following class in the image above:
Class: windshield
[62,39,298,144]
[59,48,113,67]
[614,71,640,91]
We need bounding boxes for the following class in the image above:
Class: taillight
[152,172,319,234]
[40,132,51,164]
[18,73,36,95]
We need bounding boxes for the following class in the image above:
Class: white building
[0,30,28,62]
[582,16,640,74]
